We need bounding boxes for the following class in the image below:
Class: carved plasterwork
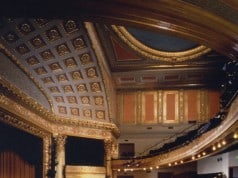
[17,20,35,35]
[0,109,50,138]
[46,26,62,42]
[43,137,51,178]
[54,134,67,153]
[112,26,211,62]
[0,77,54,121]
[104,139,113,158]
[0,86,120,138]
[65,165,105,174]
[62,20,79,33]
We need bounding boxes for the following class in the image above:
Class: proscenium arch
[1,0,238,59]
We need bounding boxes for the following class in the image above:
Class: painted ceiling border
[112,26,211,62]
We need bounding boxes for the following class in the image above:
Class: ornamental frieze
[0,93,119,139]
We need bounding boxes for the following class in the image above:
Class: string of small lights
[114,128,238,172]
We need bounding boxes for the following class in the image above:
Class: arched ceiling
[0,19,109,121]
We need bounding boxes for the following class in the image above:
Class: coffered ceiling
[0,18,109,121]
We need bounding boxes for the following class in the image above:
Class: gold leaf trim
[0,82,120,137]
[84,22,114,122]
[112,25,211,62]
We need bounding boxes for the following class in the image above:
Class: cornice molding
[0,78,120,138]
[0,108,51,138]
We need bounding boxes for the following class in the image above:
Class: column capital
[54,134,67,152]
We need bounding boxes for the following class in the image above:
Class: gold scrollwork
[54,134,67,152]
[0,109,50,138]
[112,25,211,62]
[0,83,120,137]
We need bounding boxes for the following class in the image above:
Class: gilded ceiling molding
[0,76,53,119]
[53,117,120,138]
[0,43,53,110]
[112,95,238,170]
[0,92,54,132]
[50,116,120,140]
[112,26,211,62]
[0,108,51,138]
[84,22,117,122]
[0,76,120,137]
[0,87,120,138]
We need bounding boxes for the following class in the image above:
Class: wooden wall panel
[166,94,176,120]
[186,90,199,122]
[142,92,157,124]
[122,93,137,124]
[163,91,179,123]
[118,90,220,125]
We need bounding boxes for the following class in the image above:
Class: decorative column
[55,134,67,178]
[43,137,51,178]
[104,139,112,178]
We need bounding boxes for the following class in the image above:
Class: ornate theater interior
[0,1,238,178]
